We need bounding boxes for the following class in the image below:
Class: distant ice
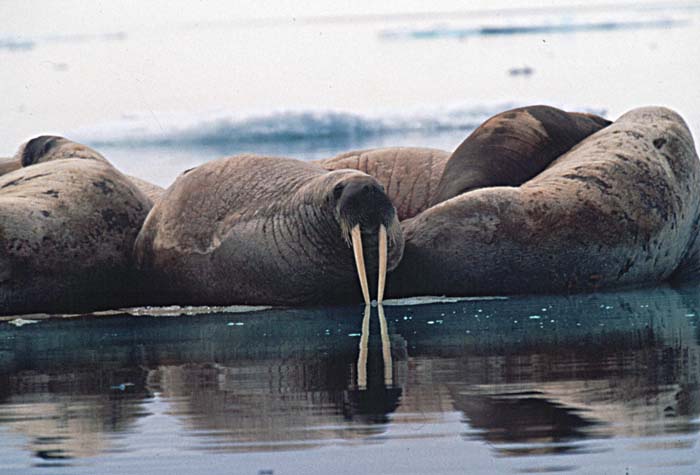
[0,38,35,52]
[0,31,126,52]
[380,18,687,41]
[6,318,39,327]
[382,296,509,306]
[71,103,607,149]
[120,304,272,317]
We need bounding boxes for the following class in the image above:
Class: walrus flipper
[432,105,611,205]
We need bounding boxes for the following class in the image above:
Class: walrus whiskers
[378,224,387,303]
[351,225,371,304]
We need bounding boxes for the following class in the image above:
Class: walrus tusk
[357,304,371,389]
[378,224,387,304]
[351,225,371,305]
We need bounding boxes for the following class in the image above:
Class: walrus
[386,106,700,297]
[125,174,165,203]
[134,154,404,306]
[432,105,613,204]
[316,107,611,219]
[0,135,165,201]
[0,136,153,315]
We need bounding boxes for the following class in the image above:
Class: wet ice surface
[0,284,698,474]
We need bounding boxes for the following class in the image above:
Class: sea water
[0,285,699,474]
[1,1,699,473]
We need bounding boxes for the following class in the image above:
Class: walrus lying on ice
[3,105,698,313]
[323,106,700,297]
[134,155,404,306]
[318,106,612,217]
[0,136,153,314]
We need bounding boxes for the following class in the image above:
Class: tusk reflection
[378,224,387,304]
[351,225,371,305]
[377,304,393,387]
[357,304,371,390]
[355,304,394,389]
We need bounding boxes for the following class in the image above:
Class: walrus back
[432,105,612,205]
[134,154,357,305]
[135,154,328,257]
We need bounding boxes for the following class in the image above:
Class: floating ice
[6,318,39,327]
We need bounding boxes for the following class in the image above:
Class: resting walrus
[317,106,611,218]
[134,154,404,306]
[386,106,700,296]
[0,136,153,315]
[431,105,612,204]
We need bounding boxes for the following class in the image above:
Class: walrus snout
[335,179,395,232]
[333,176,400,304]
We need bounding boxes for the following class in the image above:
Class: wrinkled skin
[386,107,700,297]
[0,137,153,315]
[135,154,404,306]
[317,147,450,220]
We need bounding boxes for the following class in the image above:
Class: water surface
[1,285,698,474]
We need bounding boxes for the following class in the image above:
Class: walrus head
[1,136,69,176]
[332,174,402,304]
[15,135,107,167]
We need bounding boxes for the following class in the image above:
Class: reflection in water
[357,305,370,390]
[378,304,393,387]
[357,304,393,389]
[0,285,699,472]
[0,368,151,463]
[346,304,401,425]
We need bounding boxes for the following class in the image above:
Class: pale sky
[1,0,697,156]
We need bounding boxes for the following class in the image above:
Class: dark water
[0,285,698,474]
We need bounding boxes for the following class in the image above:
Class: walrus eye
[333,183,345,201]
